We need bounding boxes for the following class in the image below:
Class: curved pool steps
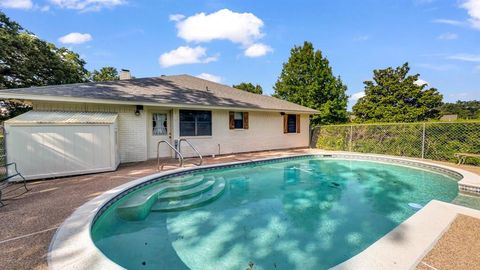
[116,175,206,221]
[152,177,226,212]
[157,178,216,201]
[116,175,226,220]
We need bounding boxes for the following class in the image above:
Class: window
[180,110,212,136]
[287,115,297,133]
[152,113,167,135]
[234,112,244,128]
[283,114,300,134]
[229,112,249,129]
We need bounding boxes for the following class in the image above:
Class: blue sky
[1,0,480,109]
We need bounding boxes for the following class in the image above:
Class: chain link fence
[0,126,6,179]
[313,122,480,165]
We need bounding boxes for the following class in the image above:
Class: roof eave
[0,93,318,114]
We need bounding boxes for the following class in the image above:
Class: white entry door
[148,111,171,159]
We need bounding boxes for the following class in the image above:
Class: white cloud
[449,92,469,99]
[175,9,264,45]
[169,14,185,22]
[0,0,33,9]
[349,91,365,102]
[244,43,272,57]
[196,73,222,83]
[353,35,370,41]
[39,5,50,11]
[416,63,457,71]
[437,32,458,40]
[159,46,217,67]
[447,53,480,62]
[173,9,271,57]
[58,32,92,44]
[49,0,125,11]
[461,0,480,29]
[432,19,465,26]
[414,79,429,86]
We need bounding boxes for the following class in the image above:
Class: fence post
[421,123,426,159]
[349,125,353,152]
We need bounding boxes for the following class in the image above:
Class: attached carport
[4,111,120,180]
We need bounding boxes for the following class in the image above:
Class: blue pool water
[92,157,461,270]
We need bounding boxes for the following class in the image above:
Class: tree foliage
[273,41,348,124]
[90,66,119,82]
[352,63,443,122]
[232,82,263,94]
[0,11,90,120]
[438,100,480,119]
[0,100,31,121]
[0,11,89,89]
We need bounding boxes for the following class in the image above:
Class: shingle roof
[5,111,118,124]
[0,75,317,113]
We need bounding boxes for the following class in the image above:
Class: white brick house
[0,74,317,179]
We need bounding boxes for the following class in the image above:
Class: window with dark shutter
[284,114,300,134]
[229,112,248,129]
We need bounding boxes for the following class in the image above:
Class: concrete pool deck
[0,149,479,269]
[416,214,480,270]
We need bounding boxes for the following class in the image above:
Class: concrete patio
[1,148,479,270]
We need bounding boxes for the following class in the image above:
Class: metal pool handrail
[157,140,183,171]
[178,138,203,166]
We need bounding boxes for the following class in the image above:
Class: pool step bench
[116,175,225,221]
[152,178,225,212]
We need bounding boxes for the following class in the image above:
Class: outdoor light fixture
[280,112,286,115]
[135,105,144,116]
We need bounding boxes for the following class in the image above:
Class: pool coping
[47,152,480,270]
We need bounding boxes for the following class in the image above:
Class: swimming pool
[90,156,462,270]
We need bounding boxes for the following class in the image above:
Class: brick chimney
[119,69,132,80]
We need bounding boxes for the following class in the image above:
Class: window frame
[152,113,168,136]
[229,111,249,130]
[234,112,244,129]
[283,114,300,134]
[179,110,212,137]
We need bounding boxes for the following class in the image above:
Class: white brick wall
[32,102,311,162]
[176,110,310,157]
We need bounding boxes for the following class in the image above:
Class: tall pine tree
[273,41,348,124]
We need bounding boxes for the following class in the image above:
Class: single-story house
[0,72,317,180]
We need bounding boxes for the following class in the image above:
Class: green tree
[438,100,480,119]
[232,82,263,94]
[352,63,443,122]
[0,11,89,119]
[90,67,119,82]
[0,12,89,88]
[273,41,348,124]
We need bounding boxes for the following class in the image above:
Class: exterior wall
[175,110,310,157]
[32,101,311,162]
[32,101,147,163]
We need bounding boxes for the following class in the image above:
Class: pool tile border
[49,152,480,270]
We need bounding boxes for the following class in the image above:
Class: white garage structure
[4,111,120,180]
